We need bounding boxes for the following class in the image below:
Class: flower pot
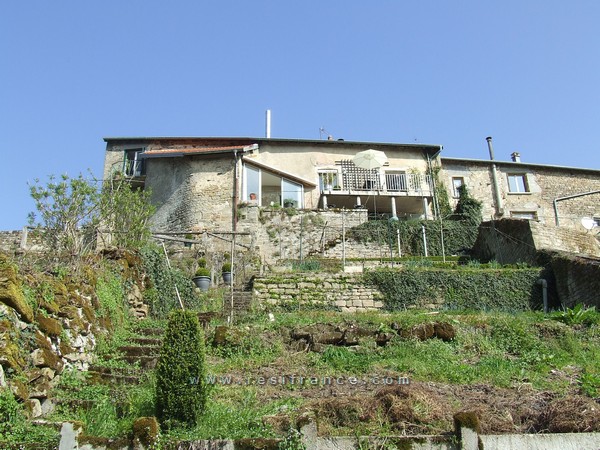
[192,276,211,291]
[222,272,232,285]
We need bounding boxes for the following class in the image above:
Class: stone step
[130,337,162,346]
[117,345,161,357]
[121,355,158,370]
[88,370,141,385]
[133,327,164,337]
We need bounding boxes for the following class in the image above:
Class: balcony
[319,171,432,197]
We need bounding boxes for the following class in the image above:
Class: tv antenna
[319,127,334,140]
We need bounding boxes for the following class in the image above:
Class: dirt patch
[266,380,600,435]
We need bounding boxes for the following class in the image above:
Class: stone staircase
[88,326,164,385]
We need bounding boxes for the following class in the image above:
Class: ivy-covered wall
[253,266,545,313]
[363,267,544,312]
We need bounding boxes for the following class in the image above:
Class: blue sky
[1,1,599,230]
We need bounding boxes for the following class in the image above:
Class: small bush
[156,310,208,429]
[222,263,232,273]
[195,267,211,277]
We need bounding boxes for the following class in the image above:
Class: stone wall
[253,273,385,313]
[0,230,23,252]
[441,158,600,231]
[147,155,236,232]
[238,206,370,264]
[472,219,600,265]
[543,251,600,309]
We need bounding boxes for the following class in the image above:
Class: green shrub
[550,304,599,326]
[195,267,211,277]
[197,258,207,268]
[156,310,208,429]
[221,263,232,273]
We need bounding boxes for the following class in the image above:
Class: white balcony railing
[320,171,431,196]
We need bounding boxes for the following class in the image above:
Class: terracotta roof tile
[144,145,244,156]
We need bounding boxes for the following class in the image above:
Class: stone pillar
[322,194,328,210]
[355,196,361,206]
[390,197,397,218]
[422,197,429,219]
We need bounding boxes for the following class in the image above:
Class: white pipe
[266,109,271,138]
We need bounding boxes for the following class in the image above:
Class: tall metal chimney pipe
[486,136,504,217]
[266,110,271,138]
[486,136,495,160]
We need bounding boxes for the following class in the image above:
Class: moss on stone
[36,315,63,337]
[454,411,481,434]
[0,260,34,323]
[132,416,160,448]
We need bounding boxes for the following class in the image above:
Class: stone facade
[442,158,600,232]
[103,137,442,234]
[253,273,385,313]
[546,251,600,309]
[473,219,600,265]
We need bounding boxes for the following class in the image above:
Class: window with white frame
[318,170,340,191]
[451,177,464,198]
[507,173,529,193]
[510,211,538,220]
[124,148,145,176]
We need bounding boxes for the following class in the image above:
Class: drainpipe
[553,190,600,226]
[486,137,504,217]
[537,279,548,313]
[232,149,239,232]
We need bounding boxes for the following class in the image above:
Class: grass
[47,307,600,441]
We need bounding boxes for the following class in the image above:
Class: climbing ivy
[140,245,199,319]
[364,267,543,312]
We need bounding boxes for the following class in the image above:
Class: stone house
[441,155,600,231]
[103,137,443,232]
[102,136,600,235]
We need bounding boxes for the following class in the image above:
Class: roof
[442,156,600,174]
[142,145,248,158]
[104,136,442,156]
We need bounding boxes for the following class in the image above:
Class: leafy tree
[155,310,208,428]
[28,171,155,256]
[98,177,155,250]
[28,173,99,255]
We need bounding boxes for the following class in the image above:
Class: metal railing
[321,172,432,195]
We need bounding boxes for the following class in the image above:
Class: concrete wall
[441,159,600,232]
[253,141,433,212]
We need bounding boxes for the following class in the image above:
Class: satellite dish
[581,217,596,230]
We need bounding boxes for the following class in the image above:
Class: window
[507,174,529,193]
[318,171,340,191]
[510,211,538,220]
[124,148,145,177]
[451,177,464,198]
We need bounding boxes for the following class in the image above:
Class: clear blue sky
[1,1,599,230]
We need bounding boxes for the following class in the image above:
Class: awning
[243,158,317,188]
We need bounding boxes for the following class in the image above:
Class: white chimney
[265,110,271,138]
[511,152,521,163]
